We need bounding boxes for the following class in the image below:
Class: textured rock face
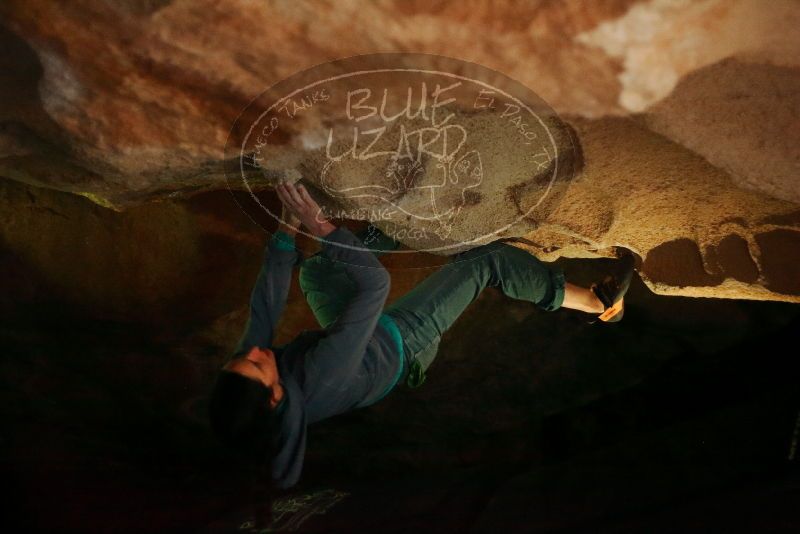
[576,0,800,112]
[514,117,800,301]
[1,0,799,301]
[0,0,631,202]
[645,58,800,205]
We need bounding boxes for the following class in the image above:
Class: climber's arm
[302,227,390,395]
[274,183,390,396]
[232,207,301,356]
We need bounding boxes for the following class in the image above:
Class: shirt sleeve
[301,227,390,405]
[233,231,299,357]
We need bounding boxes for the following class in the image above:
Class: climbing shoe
[590,254,635,323]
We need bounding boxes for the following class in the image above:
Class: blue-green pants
[299,238,565,387]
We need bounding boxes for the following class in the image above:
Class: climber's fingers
[297,184,320,211]
[283,183,307,210]
[275,184,296,210]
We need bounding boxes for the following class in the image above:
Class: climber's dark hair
[208,370,276,528]
[209,370,276,452]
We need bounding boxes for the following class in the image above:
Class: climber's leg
[385,241,566,368]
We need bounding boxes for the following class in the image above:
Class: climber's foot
[590,254,635,323]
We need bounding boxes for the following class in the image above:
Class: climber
[208,181,634,490]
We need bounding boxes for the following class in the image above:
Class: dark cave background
[1,179,799,532]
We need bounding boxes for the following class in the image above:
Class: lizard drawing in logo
[319,144,484,241]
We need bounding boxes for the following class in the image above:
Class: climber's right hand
[276,182,336,238]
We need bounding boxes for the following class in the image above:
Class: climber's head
[223,346,283,408]
[208,346,283,454]
[209,346,287,529]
